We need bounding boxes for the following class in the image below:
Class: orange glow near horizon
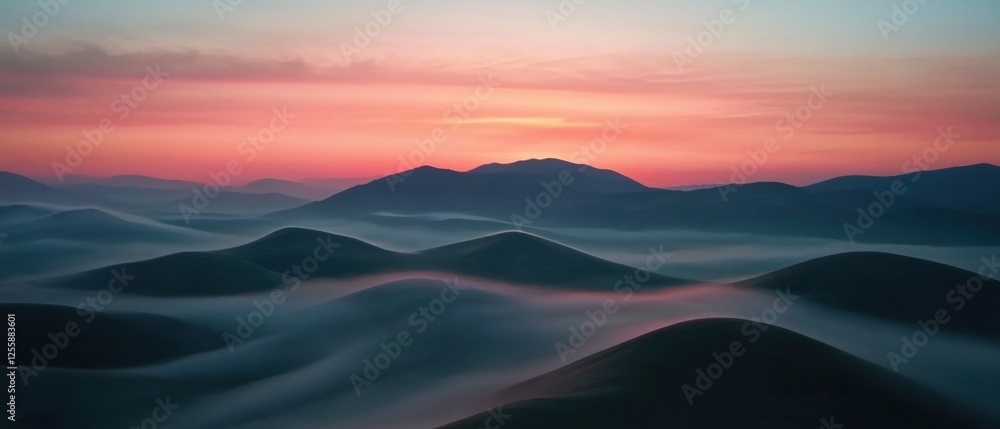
[2,49,999,187]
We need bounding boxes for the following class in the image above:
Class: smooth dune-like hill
[736,252,1000,337]
[1,208,184,244]
[40,228,689,296]
[421,231,686,288]
[46,252,284,296]
[0,204,58,226]
[437,318,992,429]
[4,303,223,369]
[214,227,410,277]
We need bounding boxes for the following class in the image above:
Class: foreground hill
[4,303,223,369]
[40,228,689,296]
[736,252,1000,338]
[437,318,992,429]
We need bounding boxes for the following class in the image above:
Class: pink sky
[1,2,998,187]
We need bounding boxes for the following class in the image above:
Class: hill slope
[40,229,689,295]
[437,318,992,429]
[736,252,1000,337]
[804,163,1000,213]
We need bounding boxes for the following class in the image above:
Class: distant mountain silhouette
[41,228,689,296]
[268,162,1000,245]
[0,172,90,205]
[271,159,650,220]
[6,303,223,369]
[238,178,332,200]
[53,184,310,216]
[468,158,649,193]
[39,174,200,190]
[805,163,1000,213]
[737,252,1000,337]
[298,176,373,192]
[437,318,992,429]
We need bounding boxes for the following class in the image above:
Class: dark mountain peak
[406,165,460,176]
[469,158,649,192]
[0,171,50,189]
[469,158,583,174]
[957,162,998,170]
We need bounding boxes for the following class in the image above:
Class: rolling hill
[736,252,1000,337]
[40,228,689,296]
[437,318,992,429]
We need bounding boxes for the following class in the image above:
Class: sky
[1,0,998,187]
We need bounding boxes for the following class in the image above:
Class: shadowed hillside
[437,318,992,429]
[736,252,1000,338]
[4,303,224,369]
[39,228,689,296]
